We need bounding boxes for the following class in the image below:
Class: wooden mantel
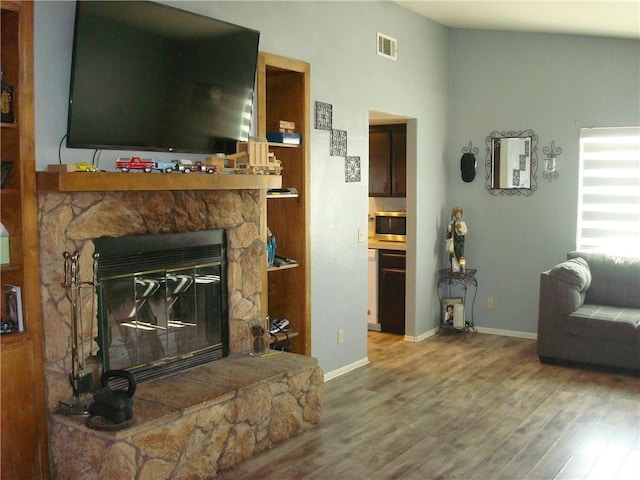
[36,171,282,192]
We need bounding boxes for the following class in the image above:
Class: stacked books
[267,119,301,144]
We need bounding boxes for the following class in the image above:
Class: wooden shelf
[268,142,300,148]
[267,192,299,199]
[36,171,282,192]
[0,187,19,195]
[0,262,21,272]
[267,262,299,272]
[0,329,31,346]
[269,330,299,345]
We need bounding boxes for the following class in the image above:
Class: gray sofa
[538,251,640,372]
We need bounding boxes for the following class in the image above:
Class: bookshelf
[257,53,311,355]
[0,1,49,477]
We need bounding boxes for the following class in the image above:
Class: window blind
[577,127,640,257]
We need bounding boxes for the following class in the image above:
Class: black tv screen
[67,1,260,154]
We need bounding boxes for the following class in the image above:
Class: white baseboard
[325,327,535,382]
[324,357,370,382]
[475,326,537,340]
[406,326,536,341]
[403,328,437,342]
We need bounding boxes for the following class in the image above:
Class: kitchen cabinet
[378,249,405,334]
[257,52,311,355]
[1,1,50,477]
[369,124,406,197]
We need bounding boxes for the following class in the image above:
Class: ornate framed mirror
[485,130,538,196]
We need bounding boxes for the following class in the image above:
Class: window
[577,127,640,257]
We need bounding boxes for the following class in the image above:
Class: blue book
[266,132,302,145]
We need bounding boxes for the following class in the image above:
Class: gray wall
[448,30,640,335]
[34,1,639,377]
[34,1,449,376]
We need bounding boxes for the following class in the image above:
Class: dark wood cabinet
[369,124,406,197]
[378,250,406,334]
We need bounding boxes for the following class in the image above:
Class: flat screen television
[67,1,260,154]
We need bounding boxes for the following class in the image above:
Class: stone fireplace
[37,185,322,478]
[38,189,264,406]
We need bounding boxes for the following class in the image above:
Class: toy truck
[226,140,282,175]
[116,157,156,173]
[191,161,216,174]
[171,159,195,173]
[47,162,97,173]
[205,155,235,174]
[154,160,176,173]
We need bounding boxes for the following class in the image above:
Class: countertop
[368,238,407,251]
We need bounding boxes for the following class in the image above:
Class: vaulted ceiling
[394,1,640,39]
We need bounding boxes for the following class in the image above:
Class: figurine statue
[447,207,467,272]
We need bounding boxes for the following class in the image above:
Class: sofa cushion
[567,304,640,344]
[545,258,591,313]
[548,257,592,291]
[568,252,640,308]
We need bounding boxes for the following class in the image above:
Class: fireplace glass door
[94,229,228,383]
[101,263,223,371]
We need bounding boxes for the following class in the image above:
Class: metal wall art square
[345,156,361,183]
[314,101,332,131]
[331,129,347,156]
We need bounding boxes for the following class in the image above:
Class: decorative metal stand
[437,268,478,336]
[57,251,100,416]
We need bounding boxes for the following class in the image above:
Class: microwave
[374,211,407,242]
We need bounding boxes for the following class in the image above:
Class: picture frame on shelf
[441,297,463,327]
[1,69,14,124]
[4,284,24,332]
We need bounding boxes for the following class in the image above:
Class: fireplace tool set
[57,250,100,416]
[57,250,137,428]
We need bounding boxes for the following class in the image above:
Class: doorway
[367,110,416,343]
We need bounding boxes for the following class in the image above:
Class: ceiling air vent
[377,32,397,61]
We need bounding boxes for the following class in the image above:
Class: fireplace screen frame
[94,229,229,384]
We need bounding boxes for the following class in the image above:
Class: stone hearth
[49,352,322,478]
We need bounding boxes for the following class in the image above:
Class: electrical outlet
[487,297,494,310]
[337,329,344,344]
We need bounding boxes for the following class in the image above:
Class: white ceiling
[394,1,640,39]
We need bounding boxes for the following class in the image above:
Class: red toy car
[116,157,156,173]
[192,161,216,174]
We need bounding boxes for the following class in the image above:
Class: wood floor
[217,332,640,480]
